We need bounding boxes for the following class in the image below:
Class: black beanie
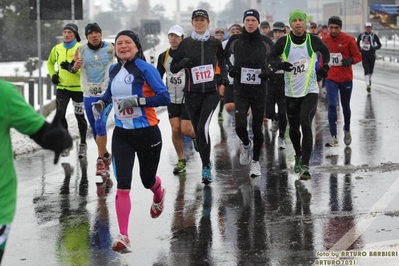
[115,30,145,61]
[328,16,342,28]
[85,23,102,37]
[243,9,260,23]
[64,23,81,42]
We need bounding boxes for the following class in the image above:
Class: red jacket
[321,31,362,83]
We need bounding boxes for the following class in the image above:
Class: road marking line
[329,174,399,251]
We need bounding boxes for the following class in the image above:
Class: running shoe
[270,120,279,132]
[218,112,223,121]
[61,144,73,157]
[249,160,261,177]
[239,140,252,165]
[325,136,338,147]
[150,187,165,218]
[96,158,106,176]
[299,165,312,180]
[278,137,286,149]
[103,153,112,172]
[78,143,87,158]
[343,129,352,146]
[173,159,186,175]
[202,161,214,184]
[294,155,302,173]
[112,234,132,253]
[367,85,371,93]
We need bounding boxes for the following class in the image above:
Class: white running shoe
[278,137,286,149]
[239,140,252,165]
[325,136,338,147]
[112,234,132,253]
[249,160,261,177]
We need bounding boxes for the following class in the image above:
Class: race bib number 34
[240,67,261,85]
[191,64,214,84]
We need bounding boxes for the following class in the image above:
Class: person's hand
[51,74,60,85]
[228,66,240,78]
[178,58,193,68]
[73,58,82,71]
[341,58,353,67]
[92,100,105,120]
[222,77,230,86]
[118,96,142,112]
[317,64,330,79]
[278,62,294,72]
[215,74,230,86]
[258,67,274,81]
[60,60,76,73]
[42,120,72,164]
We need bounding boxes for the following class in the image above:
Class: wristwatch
[139,98,146,106]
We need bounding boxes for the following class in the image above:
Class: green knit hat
[289,9,307,25]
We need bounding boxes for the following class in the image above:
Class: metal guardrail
[377,47,399,63]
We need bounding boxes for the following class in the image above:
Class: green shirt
[0,79,45,224]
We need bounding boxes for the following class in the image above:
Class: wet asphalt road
[4,65,399,266]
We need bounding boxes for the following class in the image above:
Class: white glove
[118,96,141,112]
[92,100,105,120]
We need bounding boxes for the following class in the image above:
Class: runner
[0,79,72,263]
[170,9,227,184]
[157,25,197,175]
[72,23,115,184]
[224,9,274,177]
[47,23,88,157]
[356,22,382,93]
[267,9,330,180]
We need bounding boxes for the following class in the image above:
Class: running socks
[151,176,163,203]
[115,189,131,237]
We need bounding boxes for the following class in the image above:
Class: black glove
[317,64,330,79]
[258,67,274,81]
[228,66,240,78]
[60,60,76,73]
[178,58,193,69]
[278,62,294,72]
[215,74,229,86]
[42,120,73,164]
[51,74,60,85]
[341,58,353,67]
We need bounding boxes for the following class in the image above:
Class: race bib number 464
[191,64,214,84]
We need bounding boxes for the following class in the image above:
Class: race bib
[329,53,343,66]
[88,86,102,96]
[291,58,309,78]
[361,41,371,51]
[166,71,185,88]
[191,64,214,84]
[112,97,142,120]
[240,67,261,85]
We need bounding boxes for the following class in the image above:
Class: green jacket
[0,79,45,224]
[47,42,82,92]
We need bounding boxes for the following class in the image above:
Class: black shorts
[224,84,234,104]
[167,103,190,120]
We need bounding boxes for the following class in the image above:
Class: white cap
[365,22,372,27]
[168,25,184,36]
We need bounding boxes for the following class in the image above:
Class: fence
[9,76,57,117]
